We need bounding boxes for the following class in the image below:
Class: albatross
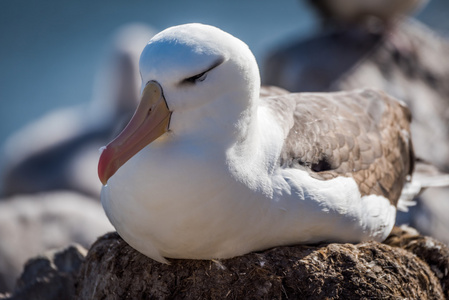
[98,23,414,263]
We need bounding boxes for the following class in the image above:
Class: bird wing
[262,88,414,205]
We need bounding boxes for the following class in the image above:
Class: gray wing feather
[262,88,414,205]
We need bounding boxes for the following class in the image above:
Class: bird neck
[169,87,260,148]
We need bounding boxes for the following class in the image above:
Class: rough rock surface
[76,228,448,299]
[2,244,86,300]
[386,226,449,298]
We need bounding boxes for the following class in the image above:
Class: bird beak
[98,81,171,185]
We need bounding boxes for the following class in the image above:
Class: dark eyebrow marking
[180,57,225,85]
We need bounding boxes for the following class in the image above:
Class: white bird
[99,23,414,263]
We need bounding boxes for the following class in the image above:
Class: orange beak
[98,81,171,185]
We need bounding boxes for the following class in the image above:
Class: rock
[0,191,113,293]
[4,244,86,300]
[76,229,447,299]
[385,225,449,297]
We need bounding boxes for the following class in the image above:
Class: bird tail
[398,159,449,212]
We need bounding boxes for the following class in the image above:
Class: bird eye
[196,72,207,82]
[184,71,207,84]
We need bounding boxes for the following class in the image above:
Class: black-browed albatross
[98,23,414,263]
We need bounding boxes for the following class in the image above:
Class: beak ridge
[98,81,171,185]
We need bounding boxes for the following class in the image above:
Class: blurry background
[1,0,448,155]
[0,0,314,155]
[1,0,449,294]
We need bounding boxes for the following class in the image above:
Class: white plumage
[99,23,414,263]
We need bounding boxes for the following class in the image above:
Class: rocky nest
[4,226,448,299]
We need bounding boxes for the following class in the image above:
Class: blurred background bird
[1,23,154,198]
[307,0,429,31]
